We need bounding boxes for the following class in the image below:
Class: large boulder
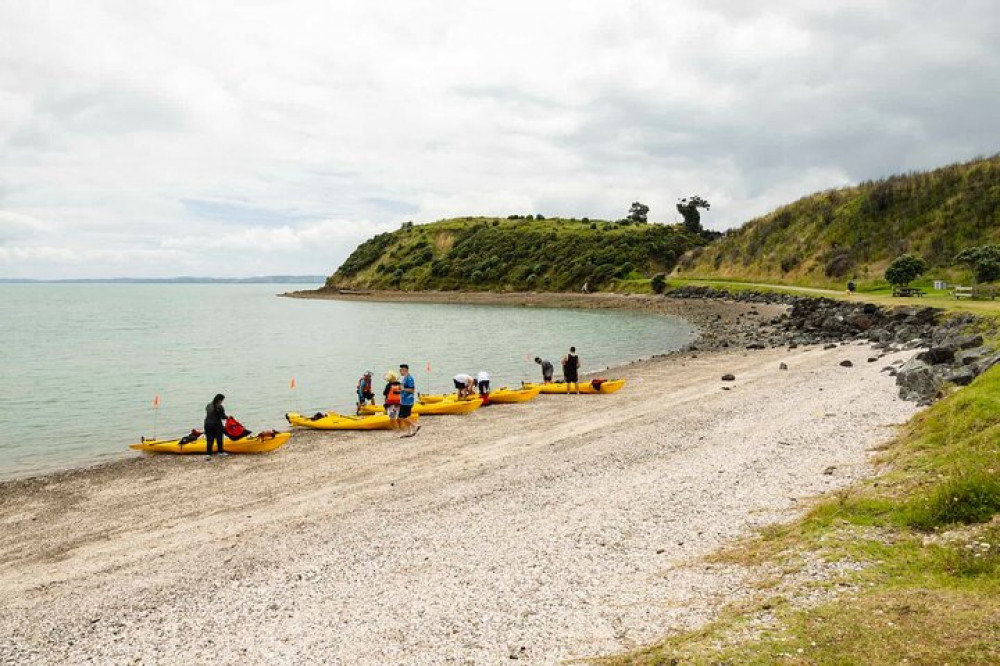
[896,358,941,403]
[916,347,956,365]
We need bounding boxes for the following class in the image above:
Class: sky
[1,1,998,279]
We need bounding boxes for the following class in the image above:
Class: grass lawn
[654,277,1000,316]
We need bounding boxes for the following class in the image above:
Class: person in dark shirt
[562,347,581,394]
[534,357,554,383]
[204,394,227,458]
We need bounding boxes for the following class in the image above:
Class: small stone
[721,374,736,381]
[779,362,788,370]
[867,357,878,363]
[839,360,853,367]
[823,466,836,475]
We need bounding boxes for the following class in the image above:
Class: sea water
[0,284,697,481]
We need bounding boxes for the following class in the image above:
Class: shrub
[885,253,928,286]
[902,471,1000,531]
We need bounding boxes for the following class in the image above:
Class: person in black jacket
[204,394,227,458]
[562,347,581,394]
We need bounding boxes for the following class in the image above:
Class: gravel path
[0,344,917,665]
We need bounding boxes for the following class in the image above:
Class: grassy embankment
[604,364,1000,665]
[676,154,1000,290]
[326,216,703,293]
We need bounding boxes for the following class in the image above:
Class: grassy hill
[677,154,1000,288]
[326,216,704,292]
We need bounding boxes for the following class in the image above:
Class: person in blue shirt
[398,363,420,438]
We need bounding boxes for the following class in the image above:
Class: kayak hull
[487,386,542,403]
[130,431,291,455]
[524,379,626,394]
[358,398,482,416]
[286,411,417,430]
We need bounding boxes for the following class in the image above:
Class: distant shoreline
[281,287,784,342]
[0,276,325,284]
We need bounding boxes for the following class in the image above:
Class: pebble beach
[0,301,919,664]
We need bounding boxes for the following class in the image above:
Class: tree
[627,202,649,224]
[676,196,711,234]
[954,244,1000,284]
[884,254,927,286]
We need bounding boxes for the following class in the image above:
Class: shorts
[398,404,413,419]
[358,390,374,402]
[453,379,466,390]
[564,370,579,383]
[386,404,400,419]
[478,380,490,394]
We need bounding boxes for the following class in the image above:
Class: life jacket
[359,375,372,392]
[385,383,402,405]
[179,429,203,446]
[224,416,250,440]
[591,378,606,390]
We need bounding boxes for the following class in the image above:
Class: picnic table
[892,286,926,297]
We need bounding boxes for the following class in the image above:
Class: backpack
[224,417,252,440]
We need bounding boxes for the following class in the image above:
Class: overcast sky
[1,1,997,278]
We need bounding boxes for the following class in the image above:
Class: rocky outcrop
[666,286,998,405]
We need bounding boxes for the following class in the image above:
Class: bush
[902,471,1000,531]
[651,273,668,293]
[885,254,928,286]
[955,244,1000,283]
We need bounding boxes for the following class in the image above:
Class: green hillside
[677,154,1000,287]
[327,216,703,291]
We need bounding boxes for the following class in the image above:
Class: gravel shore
[0,339,917,665]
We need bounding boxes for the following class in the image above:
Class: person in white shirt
[453,373,476,399]
[475,370,491,397]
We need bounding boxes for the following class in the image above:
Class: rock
[916,347,956,365]
[947,333,985,350]
[823,466,836,475]
[896,358,941,403]
[779,362,788,370]
[839,360,853,367]
[944,367,976,386]
[867,357,879,363]
[824,343,838,350]
[721,374,736,381]
[956,348,986,366]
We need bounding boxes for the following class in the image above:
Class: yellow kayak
[286,411,418,430]
[130,431,291,455]
[488,386,541,403]
[358,397,483,416]
[524,379,626,394]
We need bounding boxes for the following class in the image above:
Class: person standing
[562,346,581,394]
[534,357,554,383]
[475,370,491,398]
[204,393,227,459]
[398,364,420,437]
[382,371,402,422]
[453,372,476,399]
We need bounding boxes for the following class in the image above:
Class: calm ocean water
[0,284,697,481]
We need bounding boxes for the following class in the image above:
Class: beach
[0,325,918,664]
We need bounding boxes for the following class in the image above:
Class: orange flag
[290,377,296,389]
[153,394,160,408]
[425,362,432,372]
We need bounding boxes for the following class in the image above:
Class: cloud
[0,0,998,277]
